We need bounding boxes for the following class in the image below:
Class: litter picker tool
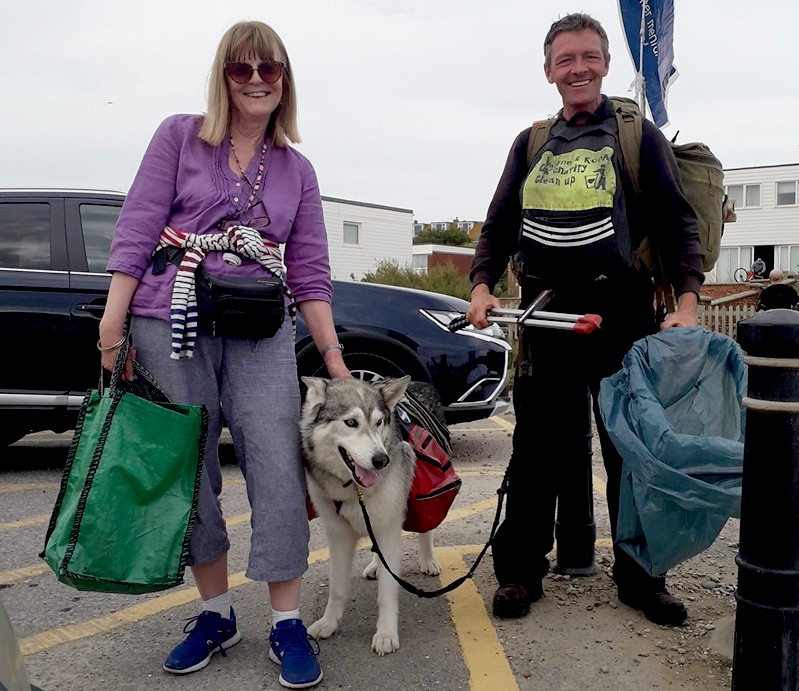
[448,290,602,335]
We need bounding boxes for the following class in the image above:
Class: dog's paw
[371,630,400,656]
[308,617,339,640]
[362,559,379,580]
[419,556,441,576]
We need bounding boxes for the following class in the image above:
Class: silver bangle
[97,336,126,352]
[319,343,344,356]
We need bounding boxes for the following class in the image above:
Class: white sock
[272,608,300,628]
[202,593,232,620]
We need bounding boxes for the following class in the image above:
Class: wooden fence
[697,303,757,340]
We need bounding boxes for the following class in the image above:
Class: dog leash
[354,469,510,598]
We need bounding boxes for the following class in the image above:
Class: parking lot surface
[2,413,737,690]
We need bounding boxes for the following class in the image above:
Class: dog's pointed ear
[302,377,330,409]
[376,375,411,411]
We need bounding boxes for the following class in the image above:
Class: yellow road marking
[445,499,498,522]
[0,514,49,532]
[456,469,504,478]
[0,483,59,494]
[488,416,514,432]
[440,545,518,691]
[0,563,50,586]
[226,513,250,527]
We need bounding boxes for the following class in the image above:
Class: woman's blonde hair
[199,21,300,147]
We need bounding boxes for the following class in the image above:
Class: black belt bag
[196,267,285,339]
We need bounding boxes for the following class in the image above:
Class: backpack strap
[526,119,554,169]
[612,98,676,313]
[611,98,643,194]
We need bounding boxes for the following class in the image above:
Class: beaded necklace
[229,136,268,212]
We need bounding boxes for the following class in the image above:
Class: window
[412,254,427,272]
[412,223,424,236]
[745,185,760,207]
[777,181,798,206]
[725,183,760,208]
[792,246,799,276]
[343,221,359,245]
[0,203,51,270]
[80,204,121,273]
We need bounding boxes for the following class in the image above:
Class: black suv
[0,189,510,446]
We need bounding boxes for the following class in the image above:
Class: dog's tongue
[355,466,377,488]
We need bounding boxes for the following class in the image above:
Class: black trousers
[492,275,666,593]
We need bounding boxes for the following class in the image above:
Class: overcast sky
[2,1,797,222]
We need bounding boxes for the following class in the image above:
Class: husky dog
[301,376,440,655]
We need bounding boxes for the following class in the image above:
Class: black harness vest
[518,116,635,285]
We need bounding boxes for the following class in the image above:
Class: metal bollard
[733,309,799,689]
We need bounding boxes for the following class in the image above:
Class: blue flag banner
[618,0,678,127]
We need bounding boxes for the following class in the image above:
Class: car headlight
[424,309,505,339]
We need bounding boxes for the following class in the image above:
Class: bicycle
[734,265,766,283]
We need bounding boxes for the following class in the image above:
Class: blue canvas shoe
[268,619,323,689]
[163,609,241,674]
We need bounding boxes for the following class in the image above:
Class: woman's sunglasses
[224,61,284,85]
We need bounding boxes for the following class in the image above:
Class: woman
[99,21,346,689]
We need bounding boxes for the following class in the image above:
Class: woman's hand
[99,272,140,382]
[99,334,137,382]
[298,300,352,379]
[323,349,351,378]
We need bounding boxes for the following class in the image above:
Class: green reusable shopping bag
[41,341,207,594]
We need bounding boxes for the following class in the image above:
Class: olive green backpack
[526,96,731,311]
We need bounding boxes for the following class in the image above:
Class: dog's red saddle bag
[401,423,461,533]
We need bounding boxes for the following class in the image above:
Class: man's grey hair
[770,268,785,282]
[543,13,610,69]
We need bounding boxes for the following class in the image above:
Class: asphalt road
[1,414,737,691]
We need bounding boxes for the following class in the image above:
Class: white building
[717,163,799,282]
[321,196,413,280]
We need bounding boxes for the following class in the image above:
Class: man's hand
[660,291,699,330]
[467,283,501,329]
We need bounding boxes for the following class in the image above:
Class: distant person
[757,269,799,312]
[100,20,349,688]
[752,257,766,278]
[467,12,703,627]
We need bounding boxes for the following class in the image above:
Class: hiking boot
[269,619,323,689]
[163,609,241,674]
[491,583,543,619]
[617,587,688,626]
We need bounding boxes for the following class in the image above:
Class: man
[756,269,799,312]
[467,13,704,626]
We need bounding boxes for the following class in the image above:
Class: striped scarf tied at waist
[154,225,296,359]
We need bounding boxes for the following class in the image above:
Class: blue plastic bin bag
[598,327,747,576]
